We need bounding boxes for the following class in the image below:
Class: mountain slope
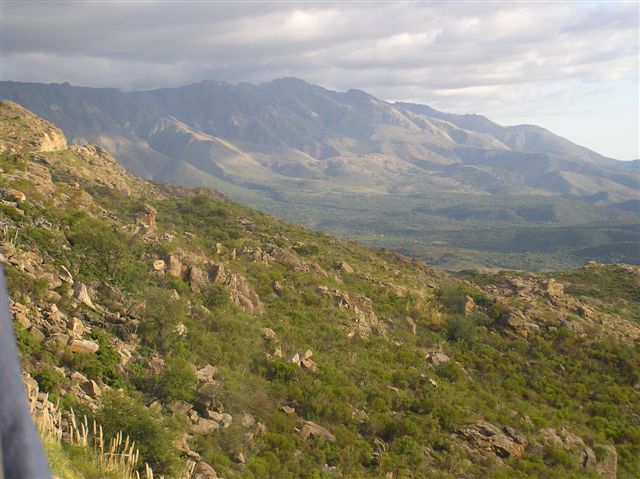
[1,80,638,271]
[2,100,640,479]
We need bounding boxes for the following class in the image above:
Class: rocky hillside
[1,99,639,478]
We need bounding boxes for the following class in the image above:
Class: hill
[1,100,639,478]
[1,79,638,271]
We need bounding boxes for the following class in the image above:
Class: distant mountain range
[2,78,637,206]
[1,78,638,269]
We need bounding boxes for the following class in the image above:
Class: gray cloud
[1,0,638,158]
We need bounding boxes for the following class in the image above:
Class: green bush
[96,393,181,475]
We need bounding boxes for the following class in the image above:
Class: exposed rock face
[543,279,564,304]
[225,273,265,315]
[503,310,540,339]
[530,428,617,477]
[68,339,100,354]
[456,421,528,461]
[319,286,386,336]
[300,421,336,442]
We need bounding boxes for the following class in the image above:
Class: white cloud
[1,1,638,158]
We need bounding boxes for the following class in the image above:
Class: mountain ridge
[2,79,637,270]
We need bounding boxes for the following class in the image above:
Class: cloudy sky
[2,1,639,159]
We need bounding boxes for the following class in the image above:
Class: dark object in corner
[0,268,51,478]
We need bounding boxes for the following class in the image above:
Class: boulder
[152,259,166,272]
[41,272,63,290]
[68,339,99,354]
[196,365,218,382]
[127,300,146,319]
[167,254,183,278]
[29,327,45,343]
[188,266,209,292]
[57,266,74,285]
[337,261,354,273]
[6,188,26,203]
[426,350,450,367]
[67,317,87,337]
[192,461,218,479]
[81,380,101,399]
[191,418,220,434]
[74,283,96,310]
[261,327,278,341]
[464,295,475,317]
[272,280,284,296]
[300,421,336,442]
[148,355,164,374]
[280,405,296,415]
[138,204,157,230]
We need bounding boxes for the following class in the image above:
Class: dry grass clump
[28,391,159,478]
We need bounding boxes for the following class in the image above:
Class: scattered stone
[530,428,616,476]
[233,451,246,464]
[68,339,99,354]
[169,400,193,416]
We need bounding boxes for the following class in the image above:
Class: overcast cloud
[1,1,638,159]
